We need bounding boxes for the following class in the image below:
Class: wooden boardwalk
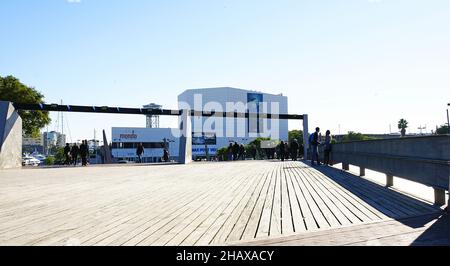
[0,161,441,246]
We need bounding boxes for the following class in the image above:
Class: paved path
[0,161,442,246]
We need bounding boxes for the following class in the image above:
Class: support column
[342,163,349,171]
[0,101,22,169]
[433,188,446,206]
[302,114,309,160]
[386,174,394,187]
[178,109,192,164]
[359,167,366,177]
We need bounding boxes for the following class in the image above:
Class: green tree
[398,119,408,137]
[0,75,51,137]
[247,137,271,160]
[44,156,55,166]
[436,125,449,135]
[342,131,376,142]
[53,147,66,164]
[216,147,229,161]
[288,130,304,145]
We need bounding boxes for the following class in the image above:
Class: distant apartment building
[43,131,66,154]
[22,135,44,154]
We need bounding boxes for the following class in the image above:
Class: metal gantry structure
[12,103,304,120]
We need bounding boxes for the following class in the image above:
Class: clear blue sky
[1,0,449,142]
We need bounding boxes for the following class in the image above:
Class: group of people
[227,142,248,161]
[309,127,333,166]
[272,139,301,162]
[64,140,90,166]
[266,127,333,165]
[261,139,301,162]
[136,143,170,163]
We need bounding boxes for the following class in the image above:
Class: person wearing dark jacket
[71,144,79,166]
[250,145,257,160]
[310,127,322,166]
[163,148,169,162]
[290,139,299,161]
[136,143,144,163]
[279,141,286,162]
[238,144,246,160]
[64,143,71,165]
[232,142,239,161]
[80,140,88,166]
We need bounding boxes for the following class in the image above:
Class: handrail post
[342,163,349,171]
[433,188,446,206]
[386,174,394,187]
[359,167,366,177]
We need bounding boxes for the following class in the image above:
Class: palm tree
[398,119,408,137]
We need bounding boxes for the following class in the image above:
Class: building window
[112,142,166,149]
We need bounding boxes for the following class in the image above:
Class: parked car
[22,155,41,167]
[32,154,46,164]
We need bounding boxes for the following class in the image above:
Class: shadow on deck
[307,162,442,228]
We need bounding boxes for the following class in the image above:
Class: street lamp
[447,103,450,134]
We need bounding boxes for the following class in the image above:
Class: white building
[178,87,288,159]
[111,127,180,163]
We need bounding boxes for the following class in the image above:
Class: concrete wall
[330,135,450,190]
[0,101,22,169]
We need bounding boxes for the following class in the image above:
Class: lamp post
[447,103,450,134]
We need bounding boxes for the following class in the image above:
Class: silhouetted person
[64,143,71,165]
[279,141,286,161]
[80,140,88,166]
[290,139,299,161]
[250,145,257,160]
[324,130,332,166]
[71,144,79,166]
[310,127,321,166]
[238,144,246,160]
[85,139,90,164]
[163,148,169,162]
[227,143,233,161]
[232,142,239,161]
[136,143,144,163]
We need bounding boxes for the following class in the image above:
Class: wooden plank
[306,167,383,222]
[255,167,277,238]
[181,171,264,246]
[269,163,282,237]
[284,163,319,231]
[280,162,295,235]
[224,167,271,243]
[240,168,275,241]
[322,167,433,218]
[300,167,355,226]
[282,162,307,233]
[289,165,333,229]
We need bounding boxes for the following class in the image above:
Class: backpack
[309,133,315,145]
